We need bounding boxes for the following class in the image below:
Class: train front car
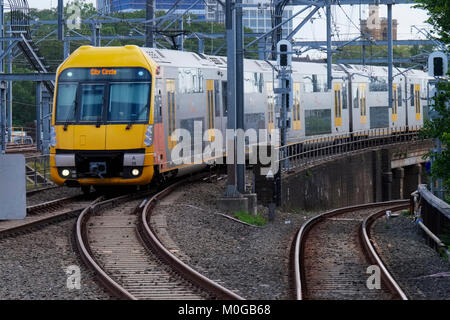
[50,45,158,192]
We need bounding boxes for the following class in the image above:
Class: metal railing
[416,185,450,260]
[25,155,53,191]
[278,125,424,172]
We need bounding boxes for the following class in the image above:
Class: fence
[278,125,423,172]
[25,155,53,191]
[416,184,450,259]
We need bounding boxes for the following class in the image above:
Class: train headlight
[144,125,153,147]
[61,169,70,177]
[50,126,57,147]
[131,169,140,176]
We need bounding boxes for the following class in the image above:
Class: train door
[166,79,176,150]
[221,81,228,147]
[359,84,367,124]
[266,82,275,133]
[213,80,222,139]
[333,83,342,127]
[292,82,301,131]
[392,84,398,123]
[74,83,107,150]
[414,84,421,121]
[206,80,216,142]
[153,78,167,171]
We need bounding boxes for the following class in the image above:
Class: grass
[232,210,267,226]
[401,209,410,216]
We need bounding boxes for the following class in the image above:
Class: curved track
[75,180,243,300]
[0,195,100,238]
[293,201,409,300]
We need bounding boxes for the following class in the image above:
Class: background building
[97,0,293,36]
[360,5,398,41]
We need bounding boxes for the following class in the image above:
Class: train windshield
[108,83,150,122]
[55,83,78,122]
[56,67,151,124]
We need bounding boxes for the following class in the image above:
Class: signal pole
[146,0,155,48]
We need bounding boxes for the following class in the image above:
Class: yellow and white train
[50,45,430,192]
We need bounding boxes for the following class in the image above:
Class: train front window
[79,84,105,122]
[56,83,78,122]
[108,82,150,122]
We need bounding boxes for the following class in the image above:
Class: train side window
[410,84,415,107]
[221,81,227,117]
[166,79,176,150]
[214,80,220,117]
[206,80,215,141]
[292,82,301,130]
[398,85,402,107]
[342,83,348,109]
[354,86,359,109]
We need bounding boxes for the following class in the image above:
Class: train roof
[61,46,429,81]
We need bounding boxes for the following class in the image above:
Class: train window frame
[178,68,204,94]
[55,67,152,125]
[78,83,107,123]
[55,82,79,123]
[342,82,348,109]
[107,81,151,123]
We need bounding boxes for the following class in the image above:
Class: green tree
[415,0,450,197]
[414,0,450,46]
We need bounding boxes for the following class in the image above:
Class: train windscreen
[55,67,151,125]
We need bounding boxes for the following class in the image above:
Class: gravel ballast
[372,214,450,300]
[151,177,317,300]
[27,186,82,206]
[0,219,113,300]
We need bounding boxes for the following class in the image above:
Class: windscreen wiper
[63,100,77,131]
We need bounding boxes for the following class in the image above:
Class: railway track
[75,179,243,300]
[0,195,101,238]
[6,144,37,154]
[293,201,409,300]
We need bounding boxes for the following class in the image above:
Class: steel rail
[0,195,101,238]
[362,207,410,300]
[75,177,242,300]
[138,178,244,300]
[75,192,147,300]
[293,200,409,300]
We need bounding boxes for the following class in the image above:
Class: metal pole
[387,4,393,111]
[36,82,42,152]
[0,0,4,152]
[41,89,51,155]
[58,0,64,41]
[0,81,5,154]
[198,38,204,53]
[63,38,70,58]
[258,37,266,60]
[91,23,96,46]
[235,0,245,194]
[7,21,11,143]
[326,1,332,91]
[225,0,238,197]
[145,0,155,47]
[178,19,184,51]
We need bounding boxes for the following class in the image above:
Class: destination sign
[58,67,151,82]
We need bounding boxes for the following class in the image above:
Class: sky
[30,1,432,43]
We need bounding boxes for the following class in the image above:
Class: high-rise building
[242,0,293,37]
[360,5,398,41]
[97,0,293,36]
[97,0,207,20]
